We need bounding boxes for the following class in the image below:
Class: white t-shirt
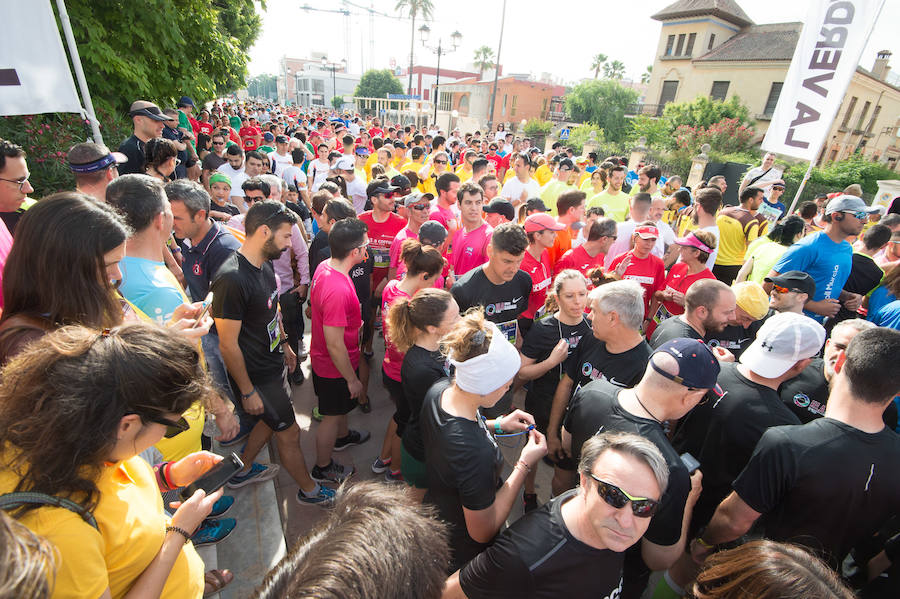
[281,165,307,190]
[268,151,292,177]
[217,163,247,198]
[603,219,675,268]
[742,165,783,198]
[701,225,720,270]
[345,176,368,214]
[308,159,331,192]
[499,177,541,204]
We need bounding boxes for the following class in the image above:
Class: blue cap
[651,338,722,395]
[263,132,275,142]
[177,96,195,108]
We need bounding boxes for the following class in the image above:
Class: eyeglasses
[844,211,868,220]
[0,176,30,191]
[589,474,659,518]
[433,159,448,165]
[409,203,429,211]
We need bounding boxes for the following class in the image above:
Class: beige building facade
[644,0,900,170]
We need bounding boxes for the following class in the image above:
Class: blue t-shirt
[871,299,900,330]
[867,284,895,320]
[773,232,852,322]
[119,256,188,325]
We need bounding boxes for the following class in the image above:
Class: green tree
[473,46,495,79]
[396,0,434,96]
[641,65,653,84]
[662,96,752,130]
[248,74,277,100]
[590,53,607,79]
[60,0,262,114]
[602,60,626,80]
[628,114,671,149]
[354,69,405,111]
[332,95,344,110]
[565,80,639,142]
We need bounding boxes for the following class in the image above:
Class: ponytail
[386,288,454,353]
[401,238,445,279]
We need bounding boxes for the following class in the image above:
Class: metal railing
[624,103,665,117]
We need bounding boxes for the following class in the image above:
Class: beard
[262,237,287,260]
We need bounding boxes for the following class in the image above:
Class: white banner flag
[0,0,83,116]
[761,0,885,161]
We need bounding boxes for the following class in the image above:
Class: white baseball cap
[333,156,355,171]
[739,312,825,378]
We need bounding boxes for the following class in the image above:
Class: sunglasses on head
[590,474,659,518]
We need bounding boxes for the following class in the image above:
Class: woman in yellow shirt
[0,324,223,599]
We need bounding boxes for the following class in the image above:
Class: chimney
[872,50,892,81]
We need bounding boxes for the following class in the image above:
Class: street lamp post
[321,56,347,111]
[419,25,462,125]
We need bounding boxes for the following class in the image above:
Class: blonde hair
[542,269,588,314]
[440,308,491,362]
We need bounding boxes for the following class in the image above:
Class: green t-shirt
[229,115,241,130]
[588,189,630,222]
[258,145,275,154]
[539,180,575,216]
[745,237,789,283]
[177,110,196,150]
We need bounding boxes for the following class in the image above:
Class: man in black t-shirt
[444,432,669,599]
[650,279,735,349]
[546,280,652,494]
[117,100,168,176]
[829,223,891,331]
[452,222,531,417]
[671,312,824,538]
[562,338,720,599]
[212,200,334,505]
[703,281,769,360]
[691,328,900,572]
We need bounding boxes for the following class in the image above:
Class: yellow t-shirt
[539,180,575,216]
[715,206,760,266]
[588,190,630,222]
[534,164,553,186]
[455,165,473,183]
[503,168,516,183]
[364,154,378,180]
[0,453,204,599]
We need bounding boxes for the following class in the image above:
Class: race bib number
[371,246,390,269]
[758,202,782,223]
[267,314,280,352]
[497,319,518,344]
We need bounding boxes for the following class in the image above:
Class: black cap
[558,157,575,170]
[765,271,816,297]
[392,140,407,148]
[275,134,289,143]
[418,221,448,246]
[390,174,411,190]
[366,180,398,198]
[525,197,548,212]
[483,199,515,221]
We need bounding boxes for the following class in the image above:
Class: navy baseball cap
[418,220,448,246]
[651,338,723,395]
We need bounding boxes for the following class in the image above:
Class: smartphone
[179,452,243,501]
[191,292,214,328]
[680,452,701,475]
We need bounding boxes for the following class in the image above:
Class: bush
[782,153,899,203]
[565,80,639,143]
[564,125,604,155]
[663,96,753,130]
[0,109,132,198]
[673,118,755,156]
[628,114,672,150]
[522,119,553,136]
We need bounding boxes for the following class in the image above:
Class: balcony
[624,103,665,117]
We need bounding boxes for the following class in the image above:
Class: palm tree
[591,53,607,79]
[603,60,626,80]
[473,46,495,80]
[641,65,653,84]
[396,0,434,97]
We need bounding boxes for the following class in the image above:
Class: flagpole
[786,147,821,216]
[55,0,103,145]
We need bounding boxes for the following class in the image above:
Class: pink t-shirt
[389,226,417,273]
[449,223,492,277]
[381,279,410,381]
[310,261,362,378]
[429,204,459,240]
[0,218,12,308]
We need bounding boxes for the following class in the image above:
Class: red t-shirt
[359,211,406,285]
[198,121,214,136]
[381,280,410,381]
[555,245,605,280]
[660,263,716,317]
[310,262,362,378]
[520,249,553,319]
[608,251,666,318]
[368,127,384,138]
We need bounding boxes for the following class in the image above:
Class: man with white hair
[442,432,670,599]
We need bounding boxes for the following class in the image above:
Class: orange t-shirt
[547,226,573,269]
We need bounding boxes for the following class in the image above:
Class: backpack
[0,491,98,530]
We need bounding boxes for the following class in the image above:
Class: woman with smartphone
[0,323,225,598]
[420,309,548,572]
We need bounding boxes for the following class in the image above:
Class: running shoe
[371,456,391,474]
[208,495,235,518]
[191,518,236,546]
[311,460,355,483]
[297,484,336,506]
[225,462,280,489]
[333,429,371,452]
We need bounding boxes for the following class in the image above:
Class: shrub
[673,118,755,156]
[522,119,553,137]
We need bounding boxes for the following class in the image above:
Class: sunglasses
[771,284,798,295]
[245,194,266,202]
[409,203,430,211]
[845,211,868,220]
[382,192,396,199]
[589,474,659,518]
[212,141,225,146]
[433,159,448,164]
[133,411,190,438]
